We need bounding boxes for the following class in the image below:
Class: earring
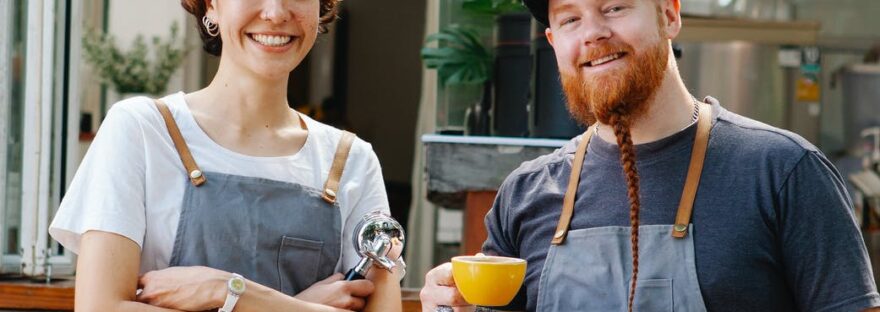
[202,16,220,37]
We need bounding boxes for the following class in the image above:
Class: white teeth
[590,53,622,66]
[251,34,292,47]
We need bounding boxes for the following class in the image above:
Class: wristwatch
[395,257,407,282]
[219,273,246,312]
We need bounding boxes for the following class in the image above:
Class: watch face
[229,277,246,294]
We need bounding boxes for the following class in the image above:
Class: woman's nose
[260,0,292,24]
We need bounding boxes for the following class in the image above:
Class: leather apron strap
[671,103,712,238]
[551,104,713,245]
[322,131,356,204]
[552,125,597,245]
[154,99,206,187]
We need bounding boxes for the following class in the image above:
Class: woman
[48,0,402,311]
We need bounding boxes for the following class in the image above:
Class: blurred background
[0,0,879,310]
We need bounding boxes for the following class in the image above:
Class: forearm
[234,280,332,312]
[363,266,402,312]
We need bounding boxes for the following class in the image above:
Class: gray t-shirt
[483,98,880,311]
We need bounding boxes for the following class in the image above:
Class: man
[420,0,880,311]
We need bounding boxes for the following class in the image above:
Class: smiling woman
[47,0,403,312]
[181,0,340,56]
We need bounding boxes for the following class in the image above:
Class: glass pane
[2,0,27,257]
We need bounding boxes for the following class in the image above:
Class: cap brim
[523,0,549,26]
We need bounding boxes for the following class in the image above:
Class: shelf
[678,17,821,45]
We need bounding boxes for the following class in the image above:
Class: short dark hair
[181,0,341,56]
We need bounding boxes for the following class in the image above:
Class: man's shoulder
[710,98,815,164]
[506,136,579,180]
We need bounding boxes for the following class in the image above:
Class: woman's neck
[190,58,300,132]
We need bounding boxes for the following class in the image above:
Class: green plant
[421,0,525,86]
[462,0,526,15]
[82,22,186,95]
[421,25,493,86]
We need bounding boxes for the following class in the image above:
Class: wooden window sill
[0,277,75,311]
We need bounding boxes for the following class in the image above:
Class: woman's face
[206,0,320,80]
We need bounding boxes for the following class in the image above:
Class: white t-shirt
[49,92,390,274]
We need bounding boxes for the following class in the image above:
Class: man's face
[546,0,678,125]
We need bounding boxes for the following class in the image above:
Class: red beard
[560,34,669,126]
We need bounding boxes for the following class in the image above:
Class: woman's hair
[181,0,340,56]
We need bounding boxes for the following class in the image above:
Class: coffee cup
[451,255,527,306]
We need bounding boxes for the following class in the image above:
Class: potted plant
[421,0,526,136]
[82,22,187,97]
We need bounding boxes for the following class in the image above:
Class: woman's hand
[136,266,228,311]
[295,273,375,311]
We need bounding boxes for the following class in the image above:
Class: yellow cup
[451,255,527,307]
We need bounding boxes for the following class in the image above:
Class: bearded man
[419,0,880,311]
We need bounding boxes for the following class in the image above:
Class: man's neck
[595,63,697,146]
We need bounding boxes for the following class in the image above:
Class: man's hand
[295,273,375,311]
[419,262,474,312]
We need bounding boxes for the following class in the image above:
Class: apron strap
[551,103,714,244]
[153,99,206,187]
[671,103,712,238]
[322,131,357,204]
[552,125,597,245]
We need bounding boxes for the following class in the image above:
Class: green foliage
[421,25,493,86]
[421,0,525,86]
[82,22,186,95]
[461,0,526,15]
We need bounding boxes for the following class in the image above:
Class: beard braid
[558,8,670,312]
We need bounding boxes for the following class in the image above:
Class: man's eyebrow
[549,2,577,18]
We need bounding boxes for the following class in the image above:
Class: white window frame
[0,0,13,274]
[2,0,81,277]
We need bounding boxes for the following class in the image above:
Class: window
[1,0,80,277]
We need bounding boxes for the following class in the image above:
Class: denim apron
[153,100,352,296]
[536,104,712,311]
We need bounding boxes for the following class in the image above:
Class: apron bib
[153,100,355,295]
[537,104,713,311]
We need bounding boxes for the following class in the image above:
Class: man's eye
[560,17,579,26]
[606,6,625,14]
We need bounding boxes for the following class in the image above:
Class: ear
[205,0,219,22]
[545,27,556,48]
[661,0,682,40]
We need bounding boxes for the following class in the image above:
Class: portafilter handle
[344,212,405,281]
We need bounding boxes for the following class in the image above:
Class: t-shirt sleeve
[339,143,393,271]
[49,103,148,254]
[778,151,880,311]
[482,176,518,258]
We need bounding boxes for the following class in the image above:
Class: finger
[475,253,485,257]
[420,284,470,307]
[344,295,366,311]
[344,279,376,297]
[425,263,455,286]
[317,272,344,285]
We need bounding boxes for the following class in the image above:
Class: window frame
[1,0,81,277]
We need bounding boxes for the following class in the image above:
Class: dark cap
[523,0,550,26]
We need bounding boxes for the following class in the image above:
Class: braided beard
[558,9,670,312]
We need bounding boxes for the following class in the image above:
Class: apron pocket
[634,278,674,312]
[277,236,324,295]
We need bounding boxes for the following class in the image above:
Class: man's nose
[578,16,612,46]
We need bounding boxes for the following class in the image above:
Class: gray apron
[153,100,354,296]
[536,104,712,311]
